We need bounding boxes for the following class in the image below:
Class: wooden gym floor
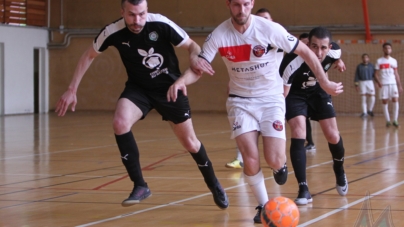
[0,111,403,227]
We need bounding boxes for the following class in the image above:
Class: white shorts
[226,94,286,140]
[379,84,399,100]
[358,80,375,95]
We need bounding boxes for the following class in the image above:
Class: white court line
[0,131,229,161]
[297,180,404,227]
[76,142,404,227]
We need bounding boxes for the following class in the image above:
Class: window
[1,0,47,27]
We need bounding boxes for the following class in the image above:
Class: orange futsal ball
[261,196,300,227]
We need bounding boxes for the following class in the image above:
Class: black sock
[190,143,218,187]
[115,131,147,187]
[328,136,345,178]
[306,118,314,145]
[290,138,307,187]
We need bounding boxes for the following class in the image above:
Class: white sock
[235,147,243,162]
[244,170,268,206]
[393,102,399,122]
[383,104,390,122]
[361,96,367,114]
[368,96,375,111]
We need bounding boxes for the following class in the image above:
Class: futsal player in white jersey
[225,7,283,169]
[167,0,343,223]
[375,42,403,127]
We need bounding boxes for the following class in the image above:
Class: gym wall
[48,0,404,113]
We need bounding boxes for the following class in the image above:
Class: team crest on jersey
[324,63,331,70]
[253,45,266,57]
[149,31,159,41]
[273,120,284,131]
[287,35,295,42]
[138,48,168,78]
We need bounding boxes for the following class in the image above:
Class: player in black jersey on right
[280,27,348,205]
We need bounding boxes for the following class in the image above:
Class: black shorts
[285,90,336,121]
[119,85,191,124]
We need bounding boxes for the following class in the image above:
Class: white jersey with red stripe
[199,15,298,97]
[375,56,398,85]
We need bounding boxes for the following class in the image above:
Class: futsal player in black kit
[280,27,348,205]
[55,0,228,209]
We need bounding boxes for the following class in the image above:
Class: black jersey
[93,14,189,92]
[280,42,341,94]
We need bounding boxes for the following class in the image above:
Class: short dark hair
[121,0,146,8]
[299,33,309,40]
[383,42,392,48]
[362,53,369,58]
[255,8,270,15]
[309,27,332,42]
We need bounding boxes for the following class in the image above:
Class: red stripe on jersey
[380,63,390,69]
[219,44,251,62]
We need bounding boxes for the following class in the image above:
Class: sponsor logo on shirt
[273,120,284,131]
[138,47,168,78]
[301,71,318,89]
[253,45,266,57]
[380,63,391,69]
[219,44,251,62]
[231,62,269,73]
[149,31,159,41]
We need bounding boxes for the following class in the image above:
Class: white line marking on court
[75,142,404,227]
[297,180,404,227]
[0,131,230,161]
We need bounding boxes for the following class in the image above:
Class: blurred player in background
[354,53,376,118]
[374,43,403,127]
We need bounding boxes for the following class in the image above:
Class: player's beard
[127,23,144,34]
[232,12,250,25]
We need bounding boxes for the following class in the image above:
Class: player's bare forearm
[167,68,202,102]
[374,70,382,87]
[182,39,201,61]
[394,70,403,92]
[69,45,99,91]
[55,45,99,116]
[334,59,346,72]
[181,68,202,86]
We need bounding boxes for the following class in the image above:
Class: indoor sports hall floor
[1,111,403,226]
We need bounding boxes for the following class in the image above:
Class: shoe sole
[121,193,152,207]
[294,197,313,205]
[225,164,242,169]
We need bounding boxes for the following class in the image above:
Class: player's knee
[243,156,260,174]
[183,139,200,153]
[326,133,340,144]
[112,118,131,134]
